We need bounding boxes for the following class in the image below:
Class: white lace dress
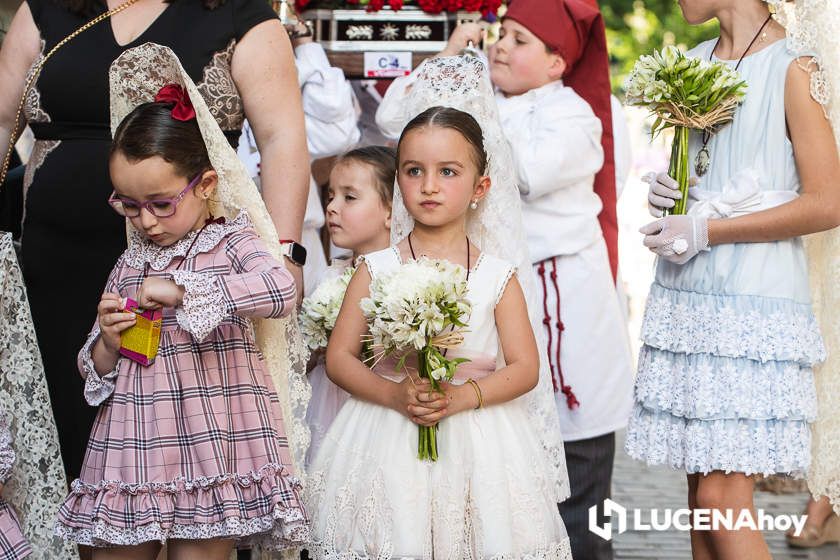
[625,39,824,477]
[305,259,352,468]
[307,247,572,559]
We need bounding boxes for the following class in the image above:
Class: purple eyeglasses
[108,171,204,218]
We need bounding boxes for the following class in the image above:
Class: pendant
[695,147,710,177]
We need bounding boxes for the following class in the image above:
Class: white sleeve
[611,95,633,200]
[509,105,604,200]
[296,43,361,158]
[374,72,419,140]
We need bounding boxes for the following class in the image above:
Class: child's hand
[438,22,483,57]
[97,293,136,353]
[136,277,185,310]
[435,382,479,420]
[392,376,449,427]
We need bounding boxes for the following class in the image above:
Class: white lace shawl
[767,0,840,514]
[108,44,311,557]
[378,55,571,503]
[0,233,79,559]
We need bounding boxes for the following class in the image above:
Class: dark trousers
[558,431,616,560]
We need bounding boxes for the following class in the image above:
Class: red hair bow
[154,84,196,122]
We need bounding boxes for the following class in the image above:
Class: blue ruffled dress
[625,39,825,476]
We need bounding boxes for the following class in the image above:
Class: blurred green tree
[601,0,718,93]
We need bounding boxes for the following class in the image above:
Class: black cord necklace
[407,232,471,282]
[695,13,773,177]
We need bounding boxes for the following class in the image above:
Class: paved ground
[611,432,840,560]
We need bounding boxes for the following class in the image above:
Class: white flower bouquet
[360,257,472,461]
[299,267,355,351]
[624,45,748,214]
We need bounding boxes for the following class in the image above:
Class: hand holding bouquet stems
[624,45,748,214]
[299,267,355,351]
[360,257,472,461]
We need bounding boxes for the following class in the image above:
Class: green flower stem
[667,126,691,215]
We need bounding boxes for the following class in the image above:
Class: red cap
[504,0,618,281]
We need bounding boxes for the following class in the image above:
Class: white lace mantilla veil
[383,55,571,503]
[0,233,78,558]
[765,0,840,513]
[108,44,312,532]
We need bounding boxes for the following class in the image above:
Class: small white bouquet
[360,257,472,461]
[299,267,355,351]
[624,45,748,214]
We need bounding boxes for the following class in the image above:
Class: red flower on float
[388,0,404,10]
[416,0,444,14]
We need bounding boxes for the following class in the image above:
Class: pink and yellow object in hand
[119,298,162,366]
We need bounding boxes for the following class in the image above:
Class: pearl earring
[470,200,478,210]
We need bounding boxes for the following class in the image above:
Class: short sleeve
[494,264,517,307]
[232,0,277,42]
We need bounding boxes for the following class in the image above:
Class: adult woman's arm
[0,3,40,163]
[707,58,840,244]
[232,19,309,293]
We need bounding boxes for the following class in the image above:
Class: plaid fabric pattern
[0,501,31,559]
[56,224,308,548]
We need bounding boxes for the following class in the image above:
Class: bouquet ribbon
[687,169,798,219]
[371,352,496,383]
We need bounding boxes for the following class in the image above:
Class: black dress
[21,0,276,479]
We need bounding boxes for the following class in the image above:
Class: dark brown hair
[57,0,226,19]
[396,106,487,175]
[111,101,211,179]
[333,145,396,208]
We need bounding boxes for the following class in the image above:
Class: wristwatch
[287,20,313,39]
[279,239,307,266]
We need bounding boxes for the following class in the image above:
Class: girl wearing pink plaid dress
[55,75,309,557]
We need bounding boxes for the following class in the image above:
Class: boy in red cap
[439,2,633,558]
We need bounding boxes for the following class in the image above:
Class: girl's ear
[384,206,392,229]
[195,169,218,199]
[473,175,492,202]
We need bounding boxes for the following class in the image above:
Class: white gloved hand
[639,214,710,265]
[643,172,698,218]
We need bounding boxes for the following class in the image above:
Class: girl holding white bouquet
[628,0,840,558]
[302,146,395,465]
[307,56,572,559]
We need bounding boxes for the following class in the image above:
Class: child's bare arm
[326,264,446,426]
[441,274,539,417]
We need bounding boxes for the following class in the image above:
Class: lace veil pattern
[767,0,840,513]
[108,45,311,498]
[0,233,79,559]
[384,55,570,502]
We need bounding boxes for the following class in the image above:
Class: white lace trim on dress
[625,405,811,477]
[635,347,817,421]
[171,270,227,341]
[55,507,309,548]
[122,211,251,271]
[79,327,122,406]
[641,285,825,365]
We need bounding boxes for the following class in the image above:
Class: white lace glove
[643,172,698,218]
[640,214,710,265]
